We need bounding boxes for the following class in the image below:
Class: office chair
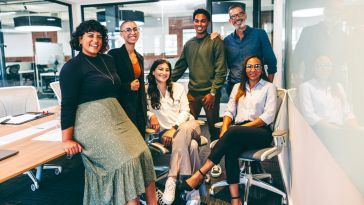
[0,86,62,191]
[50,81,61,104]
[209,89,288,205]
[5,64,20,86]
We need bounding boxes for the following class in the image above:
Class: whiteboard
[35,42,64,65]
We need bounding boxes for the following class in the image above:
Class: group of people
[60,4,277,205]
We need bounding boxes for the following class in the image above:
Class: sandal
[179,169,206,191]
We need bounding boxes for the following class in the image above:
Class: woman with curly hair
[60,20,157,205]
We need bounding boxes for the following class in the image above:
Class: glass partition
[0,0,72,97]
[285,0,364,194]
[83,0,206,71]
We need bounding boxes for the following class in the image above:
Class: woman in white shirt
[180,55,277,205]
[146,59,203,205]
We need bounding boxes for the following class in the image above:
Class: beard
[234,19,246,30]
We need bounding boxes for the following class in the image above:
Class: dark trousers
[187,92,220,141]
[208,125,272,184]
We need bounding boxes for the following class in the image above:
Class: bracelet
[172,124,179,130]
[210,92,215,96]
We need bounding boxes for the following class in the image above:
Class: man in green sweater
[172,8,226,144]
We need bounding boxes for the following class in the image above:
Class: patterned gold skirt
[74,97,155,205]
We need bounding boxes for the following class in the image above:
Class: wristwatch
[172,124,179,130]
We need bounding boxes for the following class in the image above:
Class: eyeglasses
[121,27,140,34]
[230,12,245,20]
[246,64,262,70]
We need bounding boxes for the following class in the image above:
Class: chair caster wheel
[31,183,39,191]
[281,197,287,205]
[209,188,215,196]
[54,167,62,175]
[205,174,211,184]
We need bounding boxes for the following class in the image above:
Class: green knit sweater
[172,34,227,96]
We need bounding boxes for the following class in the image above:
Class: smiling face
[245,57,263,82]
[314,56,334,81]
[153,63,171,84]
[193,13,209,37]
[228,6,247,30]
[79,31,103,57]
[120,21,139,45]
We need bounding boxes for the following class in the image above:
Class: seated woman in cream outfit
[146,59,204,205]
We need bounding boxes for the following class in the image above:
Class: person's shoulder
[135,51,144,60]
[60,55,81,76]
[100,53,113,60]
[261,79,276,89]
[224,32,234,40]
[184,37,196,46]
[107,47,120,56]
[172,82,184,90]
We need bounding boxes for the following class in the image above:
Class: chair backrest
[0,86,40,118]
[50,81,61,105]
[6,64,20,80]
[271,88,288,131]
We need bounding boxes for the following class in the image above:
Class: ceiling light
[292,8,324,18]
[13,16,62,32]
[97,10,145,27]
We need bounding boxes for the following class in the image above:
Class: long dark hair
[147,59,174,110]
[70,20,109,53]
[235,55,269,102]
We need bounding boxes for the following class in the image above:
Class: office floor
[0,118,286,205]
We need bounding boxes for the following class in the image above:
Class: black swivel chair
[6,64,20,85]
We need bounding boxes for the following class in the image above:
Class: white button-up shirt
[299,79,355,126]
[146,82,193,130]
[224,79,277,125]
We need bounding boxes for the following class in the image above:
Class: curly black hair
[193,8,211,22]
[69,20,109,52]
[147,59,174,110]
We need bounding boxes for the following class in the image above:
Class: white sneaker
[186,189,201,205]
[162,177,177,205]
[210,164,222,178]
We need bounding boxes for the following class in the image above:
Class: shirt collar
[245,78,267,91]
[233,25,251,39]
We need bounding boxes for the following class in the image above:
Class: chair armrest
[196,119,205,126]
[272,130,287,137]
[272,130,287,147]
[200,135,208,146]
[146,128,156,134]
[149,142,170,154]
[214,121,223,128]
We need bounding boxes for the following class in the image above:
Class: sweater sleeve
[211,38,227,94]
[172,44,188,82]
[60,60,82,130]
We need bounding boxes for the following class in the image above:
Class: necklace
[84,55,115,84]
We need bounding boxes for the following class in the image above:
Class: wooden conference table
[0,106,65,190]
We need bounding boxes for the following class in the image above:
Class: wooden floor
[0,125,286,205]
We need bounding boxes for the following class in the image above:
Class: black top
[108,45,147,135]
[60,52,121,130]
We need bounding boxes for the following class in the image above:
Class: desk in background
[0,107,65,190]
[40,71,59,94]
